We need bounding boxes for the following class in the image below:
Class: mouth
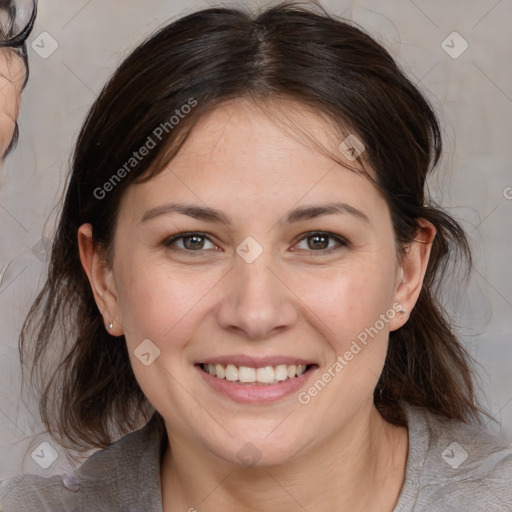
[198,362,316,385]
[195,355,319,403]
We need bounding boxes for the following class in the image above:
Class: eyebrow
[140,201,370,226]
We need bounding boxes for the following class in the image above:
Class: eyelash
[162,231,349,256]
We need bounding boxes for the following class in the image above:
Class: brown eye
[182,234,206,250]
[293,232,348,253]
[307,234,329,250]
[163,232,216,252]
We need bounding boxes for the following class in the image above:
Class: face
[0,48,25,158]
[80,98,430,467]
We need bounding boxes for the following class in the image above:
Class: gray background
[0,0,511,478]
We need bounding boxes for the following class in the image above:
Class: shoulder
[399,402,512,511]
[0,415,164,512]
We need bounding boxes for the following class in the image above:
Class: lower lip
[196,365,316,403]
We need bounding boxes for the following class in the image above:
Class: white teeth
[239,366,256,383]
[256,366,274,383]
[275,364,288,381]
[215,364,225,379]
[202,362,310,383]
[225,364,239,381]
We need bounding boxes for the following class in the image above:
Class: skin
[79,98,435,511]
[0,48,25,158]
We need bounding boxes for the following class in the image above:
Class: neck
[160,402,408,512]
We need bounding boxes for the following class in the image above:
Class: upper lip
[197,355,315,367]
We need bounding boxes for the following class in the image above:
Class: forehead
[119,98,385,223]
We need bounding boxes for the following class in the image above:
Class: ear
[389,219,436,331]
[77,223,124,336]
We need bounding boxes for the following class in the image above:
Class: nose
[215,249,299,341]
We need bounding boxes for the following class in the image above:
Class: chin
[212,432,306,469]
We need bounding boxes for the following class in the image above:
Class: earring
[397,309,407,320]
[106,322,113,330]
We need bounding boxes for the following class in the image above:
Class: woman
[2,1,511,510]
[0,0,37,159]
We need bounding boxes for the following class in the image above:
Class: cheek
[113,259,215,419]
[114,257,218,349]
[114,249,241,387]
[291,257,396,344]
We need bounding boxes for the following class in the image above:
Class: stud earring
[397,309,407,320]
[106,322,113,330]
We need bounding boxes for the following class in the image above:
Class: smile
[200,363,311,385]
[195,355,318,403]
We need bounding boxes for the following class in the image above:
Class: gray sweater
[1,402,511,511]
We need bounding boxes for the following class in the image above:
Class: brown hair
[20,0,490,450]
